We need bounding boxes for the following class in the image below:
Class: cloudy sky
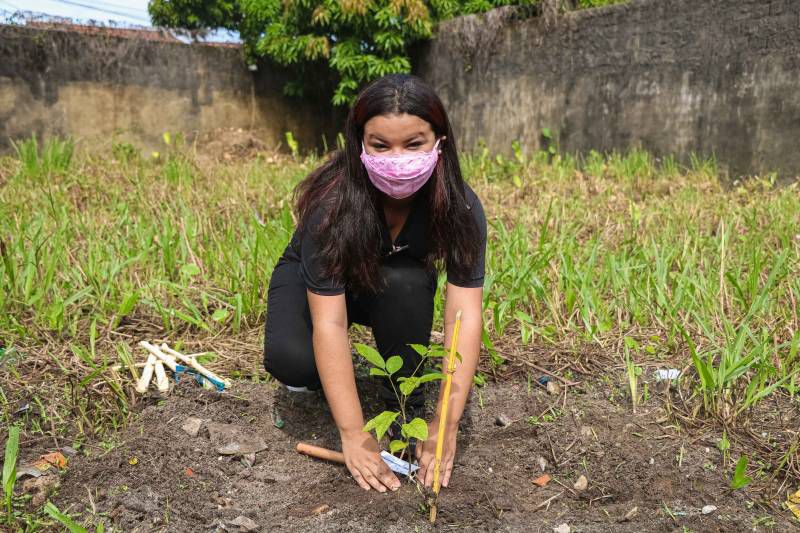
[1,0,152,25]
[0,0,239,41]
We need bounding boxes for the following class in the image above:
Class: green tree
[148,0,537,105]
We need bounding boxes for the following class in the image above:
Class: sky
[0,0,239,41]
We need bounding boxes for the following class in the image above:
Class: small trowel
[296,442,419,476]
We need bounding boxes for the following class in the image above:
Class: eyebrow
[367,132,426,143]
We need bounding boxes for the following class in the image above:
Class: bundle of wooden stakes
[114,341,232,394]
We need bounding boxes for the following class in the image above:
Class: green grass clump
[11,134,74,181]
[460,146,799,422]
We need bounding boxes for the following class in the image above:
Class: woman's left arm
[416,282,482,488]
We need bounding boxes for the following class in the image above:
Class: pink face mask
[360,138,441,199]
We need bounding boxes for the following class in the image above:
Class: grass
[463,145,799,421]
[0,135,798,524]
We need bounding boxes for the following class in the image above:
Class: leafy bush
[149,1,540,105]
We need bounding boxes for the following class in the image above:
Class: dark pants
[263,254,436,408]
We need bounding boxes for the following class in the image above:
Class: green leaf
[385,355,403,375]
[515,310,533,324]
[211,308,229,322]
[401,418,428,441]
[3,425,20,501]
[354,343,385,369]
[482,326,504,367]
[362,411,398,441]
[408,343,428,356]
[399,377,419,396]
[418,372,444,384]
[730,455,752,490]
[180,263,201,278]
[369,367,389,377]
[44,502,89,533]
[116,290,139,317]
[717,432,730,452]
[623,336,640,351]
[389,440,407,453]
[426,344,447,358]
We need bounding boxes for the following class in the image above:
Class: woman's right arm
[306,290,400,493]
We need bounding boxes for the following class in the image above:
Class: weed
[526,406,563,426]
[11,134,74,180]
[730,455,753,490]
[3,425,20,523]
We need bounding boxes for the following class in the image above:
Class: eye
[371,142,388,151]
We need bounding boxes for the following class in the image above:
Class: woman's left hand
[415,419,458,488]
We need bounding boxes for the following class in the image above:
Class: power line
[0,0,23,11]
[93,0,148,13]
[46,0,150,22]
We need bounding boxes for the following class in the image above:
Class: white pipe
[138,341,178,372]
[112,353,200,372]
[160,343,231,387]
[154,359,169,392]
[135,354,156,394]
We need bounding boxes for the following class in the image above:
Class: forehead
[363,113,433,141]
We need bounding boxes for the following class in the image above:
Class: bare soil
[44,371,795,532]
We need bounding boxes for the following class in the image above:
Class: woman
[263,74,487,493]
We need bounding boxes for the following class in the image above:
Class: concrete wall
[0,24,338,154]
[415,0,800,178]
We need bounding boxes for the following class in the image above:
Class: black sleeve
[297,203,346,296]
[446,185,487,288]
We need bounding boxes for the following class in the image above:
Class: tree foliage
[149,0,537,105]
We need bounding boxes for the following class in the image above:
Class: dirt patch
[48,373,794,532]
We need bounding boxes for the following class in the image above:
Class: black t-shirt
[277,182,487,295]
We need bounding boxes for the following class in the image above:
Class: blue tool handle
[175,365,226,391]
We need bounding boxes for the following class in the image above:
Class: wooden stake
[430,309,462,523]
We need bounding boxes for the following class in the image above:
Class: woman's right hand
[340,429,400,492]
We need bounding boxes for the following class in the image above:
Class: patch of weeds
[526,406,563,426]
[752,515,776,527]
[111,142,139,165]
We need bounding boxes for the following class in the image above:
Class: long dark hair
[294,73,480,294]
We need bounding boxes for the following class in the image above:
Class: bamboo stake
[430,309,462,523]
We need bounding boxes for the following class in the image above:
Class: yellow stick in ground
[430,309,462,523]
